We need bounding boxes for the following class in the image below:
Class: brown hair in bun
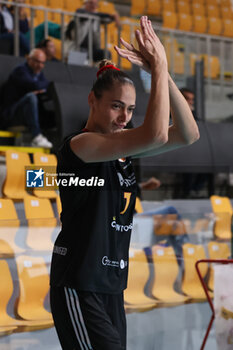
[92,59,135,99]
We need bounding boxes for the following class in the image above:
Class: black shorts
[50,287,126,350]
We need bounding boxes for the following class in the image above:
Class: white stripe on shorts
[72,289,92,349]
[64,287,92,350]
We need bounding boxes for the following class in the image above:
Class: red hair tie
[97,64,120,78]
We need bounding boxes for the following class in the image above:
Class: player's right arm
[70,16,169,163]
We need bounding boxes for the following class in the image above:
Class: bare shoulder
[70,132,95,152]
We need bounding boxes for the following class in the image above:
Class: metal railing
[152,25,233,99]
[1,0,233,98]
[0,0,103,64]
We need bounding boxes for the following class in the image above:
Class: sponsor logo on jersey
[111,219,133,232]
[102,256,128,269]
[117,172,136,187]
[53,245,67,256]
[120,259,127,269]
[118,158,126,163]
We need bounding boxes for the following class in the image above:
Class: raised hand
[115,16,167,72]
[115,37,151,72]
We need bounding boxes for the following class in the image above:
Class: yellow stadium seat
[163,0,176,12]
[221,7,233,20]
[193,0,205,5]
[189,218,210,234]
[0,260,18,331]
[177,1,191,14]
[0,326,17,335]
[105,44,118,65]
[0,260,50,331]
[64,0,81,12]
[0,198,23,257]
[178,13,192,31]
[147,0,162,16]
[23,7,32,19]
[48,0,64,9]
[119,18,139,69]
[151,245,190,304]
[210,195,233,239]
[24,196,55,222]
[98,1,116,13]
[205,55,219,78]
[206,4,220,18]
[163,11,178,29]
[182,243,209,300]
[192,3,205,16]
[221,0,231,5]
[222,18,233,37]
[33,153,58,199]
[56,195,62,218]
[24,196,57,251]
[163,35,179,51]
[206,0,219,4]
[0,198,18,222]
[130,0,146,16]
[34,9,46,26]
[124,249,157,311]
[193,15,207,33]
[153,213,187,235]
[207,242,230,291]
[3,150,31,200]
[173,50,185,74]
[48,12,61,24]
[190,53,220,78]
[31,0,47,6]
[207,17,222,35]
[190,53,199,75]
[135,197,144,213]
[153,214,178,235]
[101,22,117,48]
[163,35,185,74]
[16,255,54,325]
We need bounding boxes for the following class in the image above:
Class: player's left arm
[132,74,200,158]
[115,21,200,158]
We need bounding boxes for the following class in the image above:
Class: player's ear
[88,91,95,107]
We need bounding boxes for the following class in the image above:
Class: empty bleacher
[1,2,233,348]
[0,149,232,340]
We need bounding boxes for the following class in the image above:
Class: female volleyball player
[50,16,199,350]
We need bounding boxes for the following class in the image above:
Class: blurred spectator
[15,0,61,46]
[9,0,30,34]
[140,177,161,191]
[0,3,30,56]
[180,88,194,111]
[64,0,120,62]
[0,49,53,148]
[36,39,58,62]
[180,87,197,120]
[137,176,162,200]
[179,87,208,198]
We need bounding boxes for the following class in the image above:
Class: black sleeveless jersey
[50,132,137,294]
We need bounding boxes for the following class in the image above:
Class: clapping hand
[114,16,167,73]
